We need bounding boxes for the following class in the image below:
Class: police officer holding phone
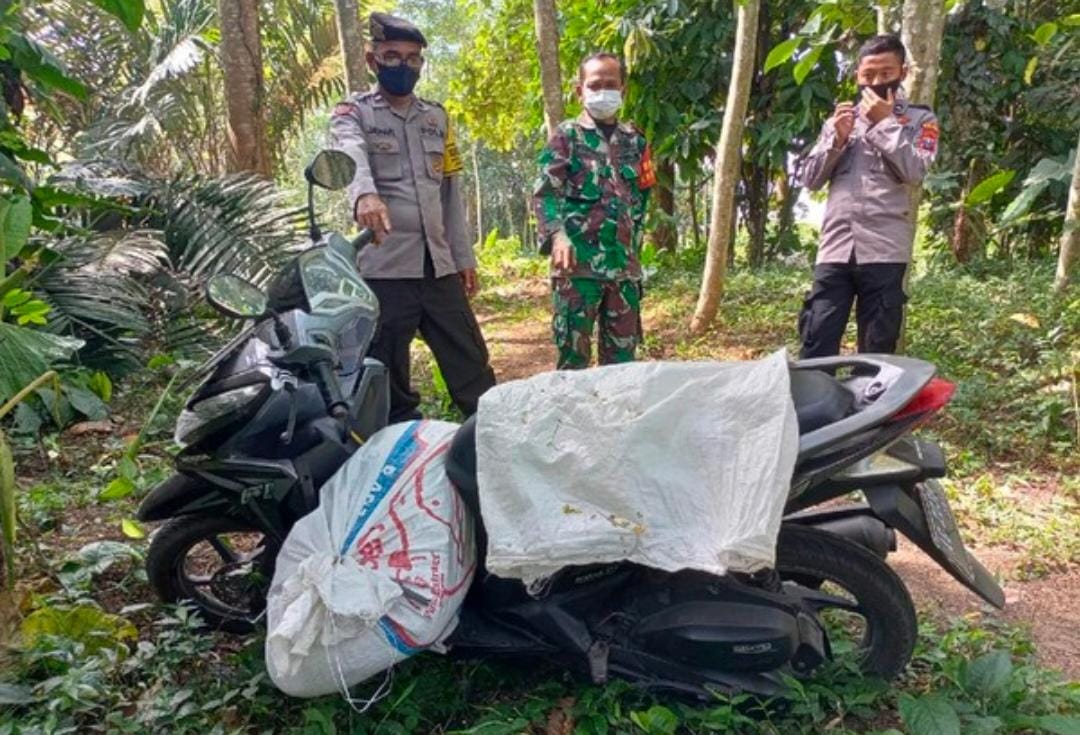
[797,34,939,358]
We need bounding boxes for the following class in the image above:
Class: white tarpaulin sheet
[265,420,475,698]
[475,349,799,586]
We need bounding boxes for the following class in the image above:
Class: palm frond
[131,0,215,106]
[48,160,155,199]
[65,0,219,170]
[263,0,346,168]
[35,162,304,366]
[27,231,164,370]
[162,173,306,286]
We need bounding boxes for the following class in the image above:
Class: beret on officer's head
[369,12,428,47]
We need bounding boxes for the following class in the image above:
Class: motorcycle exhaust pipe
[804,515,897,559]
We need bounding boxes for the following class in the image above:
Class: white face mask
[583,89,623,120]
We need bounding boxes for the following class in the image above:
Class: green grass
[944,473,1080,579]
[634,252,1079,474]
[3,553,1078,735]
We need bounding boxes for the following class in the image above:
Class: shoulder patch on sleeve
[916,120,939,154]
[443,121,465,176]
[639,144,657,189]
[332,102,357,118]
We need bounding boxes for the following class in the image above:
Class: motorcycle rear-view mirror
[206,274,269,319]
[305,150,356,191]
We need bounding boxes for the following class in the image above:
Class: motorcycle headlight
[174,384,265,447]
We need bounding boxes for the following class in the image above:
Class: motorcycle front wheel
[146,515,279,634]
[776,524,917,680]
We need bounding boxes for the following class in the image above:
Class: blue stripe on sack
[379,617,422,655]
[338,422,423,556]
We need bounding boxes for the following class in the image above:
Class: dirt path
[893,541,1080,678]
[475,289,1080,680]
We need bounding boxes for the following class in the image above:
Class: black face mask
[858,79,902,101]
[376,63,420,96]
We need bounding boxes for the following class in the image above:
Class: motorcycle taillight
[891,377,956,422]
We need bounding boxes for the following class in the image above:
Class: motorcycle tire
[776,523,917,680]
[146,515,278,635]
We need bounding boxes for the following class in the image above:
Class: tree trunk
[900,0,946,215]
[773,174,799,259]
[901,0,946,109]
[533,0,565,137]
[333,0,368,94]
[1055,130,1080,293]
[504,197,515,241]
[689,175,701,248]
[745,0,771,269]
[218,0,271,175]
[472,143,483,245]
[690,0,759,335]
[951,161,978,264]
[896,0,947,349]
[654,160,677,251]
[744,160,768,268]
[522,188,533,250]
[877,3,901,34]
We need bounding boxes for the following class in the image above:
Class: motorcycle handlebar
[351,228,376,253]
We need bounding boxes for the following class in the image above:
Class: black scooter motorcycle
[138,149,1004,698]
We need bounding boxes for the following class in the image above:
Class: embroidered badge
[916,121,939,154]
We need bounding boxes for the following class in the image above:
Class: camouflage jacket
[533,112,655,280]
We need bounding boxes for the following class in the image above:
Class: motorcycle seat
[789,369,855,433]
[446,414,482,519]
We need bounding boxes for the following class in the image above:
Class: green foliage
[967,170,1017,206]
[20,604,138,657]
[899,693,962,735]
[899,617,1080,735]
[476,230,546,282]
[765,37,802,73]
[1000,150,1077,225]
[7,601,1075,735]
[942,474,1080,580]
[90,0,147,33]
[0,194,31,259]
[905,263,1078,464]
[447,0,542,152]
[932,1,1079,259]
[0,370,61,581]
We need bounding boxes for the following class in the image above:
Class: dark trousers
[366,262,496,423]
[798,260,908,359]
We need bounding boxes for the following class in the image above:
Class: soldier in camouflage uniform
[534,52,656,369]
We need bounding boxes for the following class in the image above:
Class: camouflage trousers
[552,277,642,369]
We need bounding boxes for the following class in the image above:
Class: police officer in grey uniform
[798,34,939,358]
[330,12,495,423]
